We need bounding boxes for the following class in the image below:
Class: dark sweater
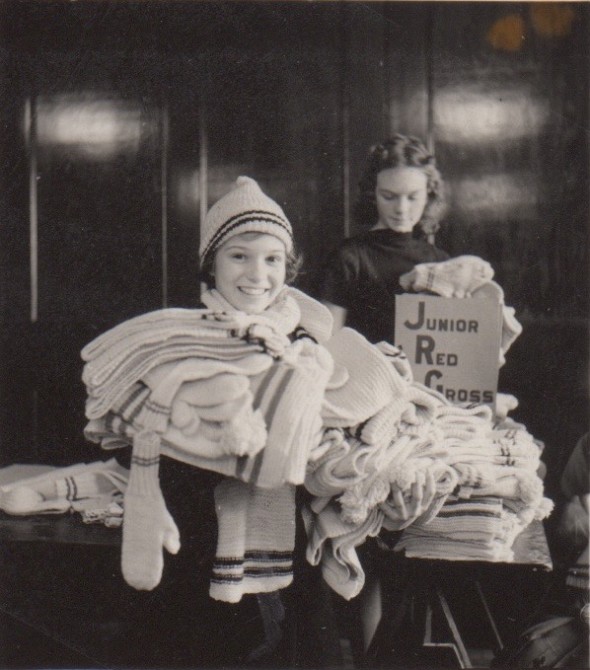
[320,229,449,344]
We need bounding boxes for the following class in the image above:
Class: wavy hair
[354,134,446,236]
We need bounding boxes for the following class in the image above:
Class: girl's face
[212,232,287,313]
[374,167,428,233]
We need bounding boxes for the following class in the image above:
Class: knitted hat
[199,176,294,262]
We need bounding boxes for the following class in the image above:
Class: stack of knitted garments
[304,343,455,599]
[399,255,523,365]
[393,409,553,562]
[82,286,336,602]
[304,342,553,600]
[394,495,527,563]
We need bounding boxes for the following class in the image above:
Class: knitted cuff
[128,430,161,496]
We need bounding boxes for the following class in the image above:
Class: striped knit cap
[199,176,293,262]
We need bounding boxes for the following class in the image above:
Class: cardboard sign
[394,294,503,407]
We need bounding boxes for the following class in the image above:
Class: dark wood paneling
[383,3,432,142]
[343,3,389,238]
[431,2,589,318]
[427,2,589,485]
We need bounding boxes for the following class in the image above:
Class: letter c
[424,369,443,389]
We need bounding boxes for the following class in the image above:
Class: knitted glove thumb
[121,430,180,591]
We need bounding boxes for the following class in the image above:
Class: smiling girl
[142,176,335,667]
[198,175,302,313]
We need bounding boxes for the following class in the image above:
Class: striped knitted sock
[210,478,295,603]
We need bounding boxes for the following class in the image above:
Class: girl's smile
[212,232,287,313]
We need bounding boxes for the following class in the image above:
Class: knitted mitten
[322,327,408,428]
[121,430,180,591]
[400,255,494,298]
[375,341,414,382]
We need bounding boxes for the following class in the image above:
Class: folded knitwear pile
[304,375,552,599]
[82,286,341,602]
[75,255,550,603]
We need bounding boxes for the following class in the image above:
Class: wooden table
[0,511,120,546]
[362,521,553,669]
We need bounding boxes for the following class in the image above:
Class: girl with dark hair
[320,134,450,344]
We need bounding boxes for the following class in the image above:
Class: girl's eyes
[380,193,418,201]
[228,253,284,264]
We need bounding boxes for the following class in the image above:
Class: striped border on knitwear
[211,552,294,583]
[144,397,171,417]
[130,453,160,468]
[202,210,293,260]
[437,509,502,519]
[215,550,293,565]
[113,382,151,424]
[438,497,502,512]
[234,363,278,480]
[64,477,78,501]
[210,570,294,584]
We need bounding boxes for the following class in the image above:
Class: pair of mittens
[400,255,494,298]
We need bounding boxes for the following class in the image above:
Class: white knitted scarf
[200,287,301,337]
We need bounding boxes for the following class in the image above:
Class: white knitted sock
[121,430,180,591]
[210,479,295,602]
[0,459,127,515]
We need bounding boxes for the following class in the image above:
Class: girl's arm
[321,300,347,332]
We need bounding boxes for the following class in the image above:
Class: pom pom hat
[199,176,294,262]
